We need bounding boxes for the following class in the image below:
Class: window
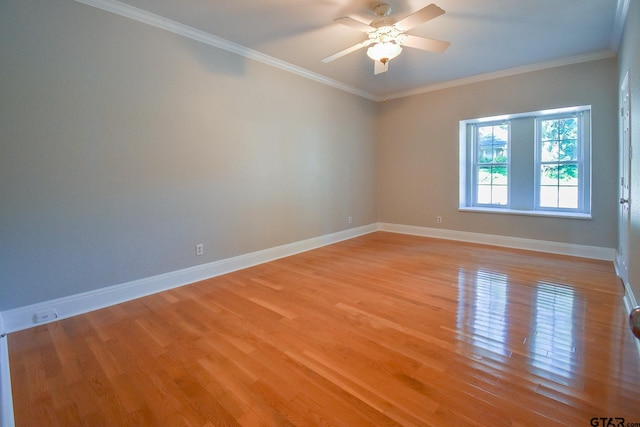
[475,122,509,206]
[537,115,581,211]
[459,106,591,218]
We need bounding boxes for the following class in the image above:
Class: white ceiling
[85,0,627,100]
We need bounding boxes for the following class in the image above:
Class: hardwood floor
[9,232,640,426]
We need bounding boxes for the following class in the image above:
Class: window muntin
[474,122,509,207]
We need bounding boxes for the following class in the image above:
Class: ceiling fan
[322,2,450,75]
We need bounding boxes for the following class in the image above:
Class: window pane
[541,141,557,162]
[539,163,579,209]
[539,186,558,208]
[478,166,492,183]
[477,185,492,204]
[492,186,508,205]
[540,165,559,185]
[560,140,578,161]
[477,124,508,163]
[559,164,578,185]
[492,166,508,184]
[541,117,577,141]
[478,147,492,164]
[476,165,508,205]
[541,118,578,162]
[558,187,578,209]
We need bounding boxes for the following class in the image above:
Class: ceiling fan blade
[400,34,450,53]
[322,40,372,63]
[394,4,445,32]
[374,60,388,75]
[334,16,375,33]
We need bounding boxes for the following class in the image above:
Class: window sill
[458,207,592,220]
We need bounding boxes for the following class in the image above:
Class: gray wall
[0,0,626,313]
[618,0,640,303]
[376,58,619,248]
[0,0,377,310]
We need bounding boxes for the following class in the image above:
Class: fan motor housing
[371,16,396,28]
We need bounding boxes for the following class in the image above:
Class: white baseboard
[377,223,617,261]
[615,256,640,361]
[0,333,14,427]
[618,275,638,312]
[615,258,638,310]
[622,287,640,361]
[0,224,377,334]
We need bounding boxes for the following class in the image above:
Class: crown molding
[610,0,630,50]
[74,0,378,101]
[74,0,620,103]
[382,50,617,101]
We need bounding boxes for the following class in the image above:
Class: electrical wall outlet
[436,216,443,224]
[34,309,58,324]
[196,243,204,256]
[348,216,353,224]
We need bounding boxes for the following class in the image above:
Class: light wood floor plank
[9,232,640,426]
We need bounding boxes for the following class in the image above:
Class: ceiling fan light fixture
[366,42,402,62]
[323,3,450,74]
